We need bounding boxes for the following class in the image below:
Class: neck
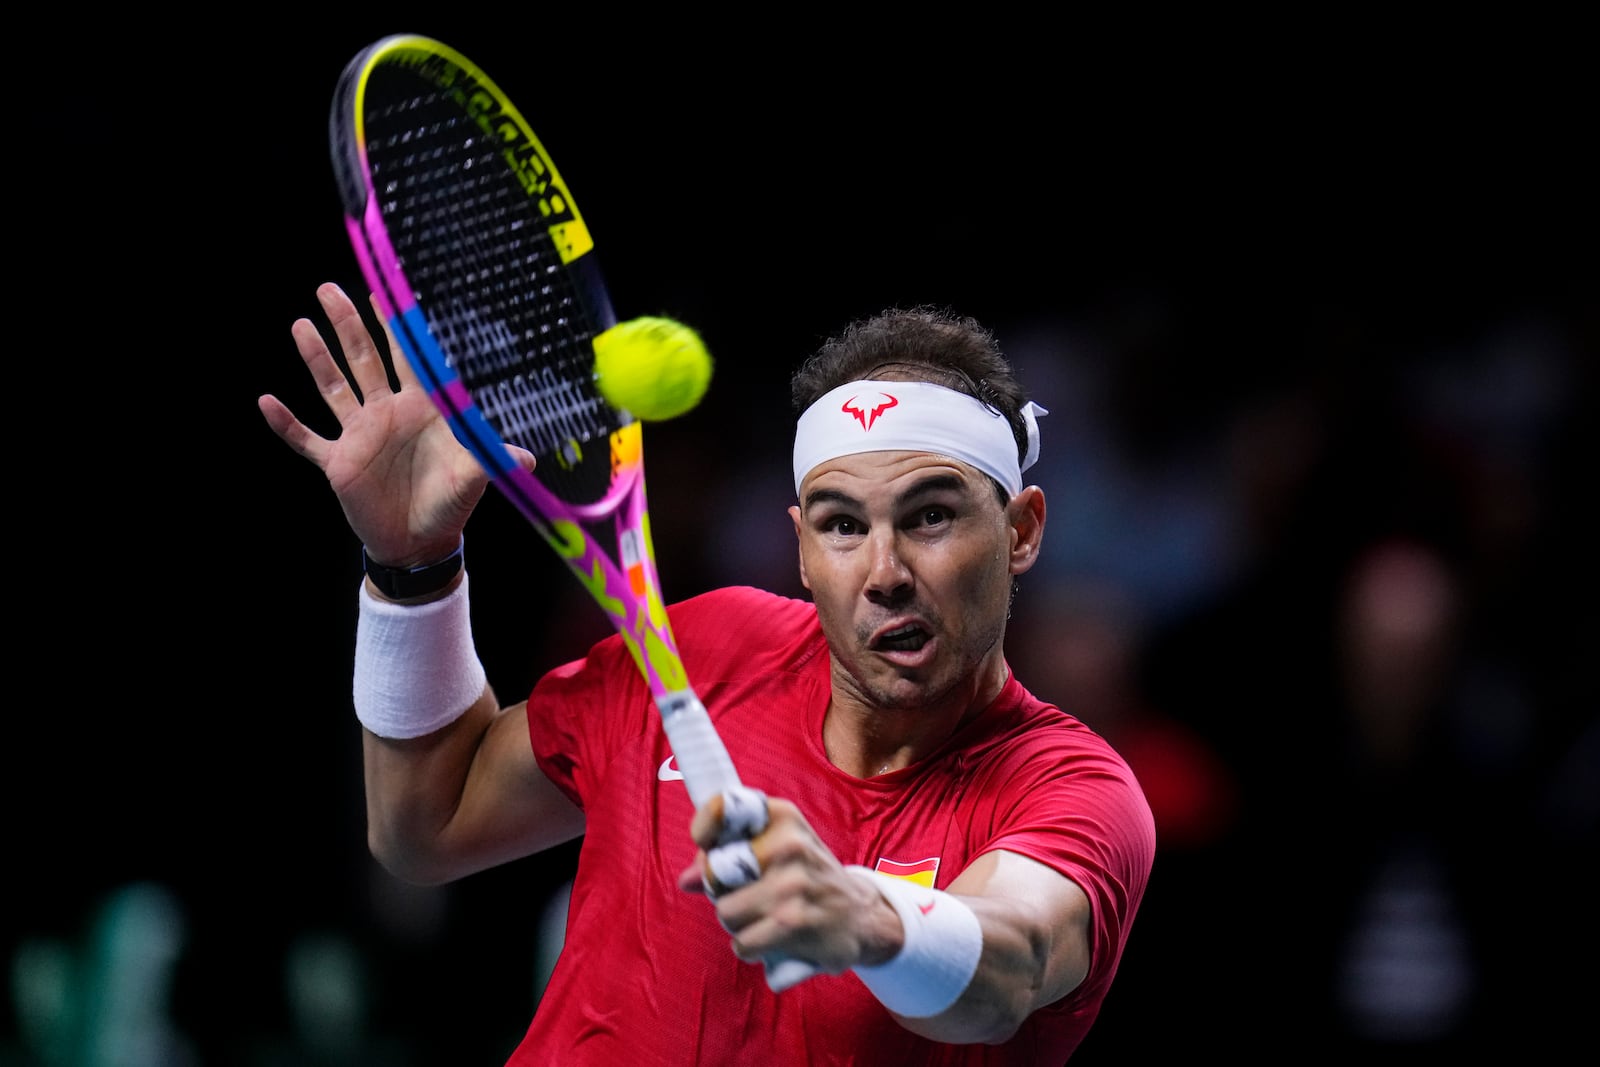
[824,661,1008,779]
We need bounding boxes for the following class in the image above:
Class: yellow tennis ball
[592,316,713,421]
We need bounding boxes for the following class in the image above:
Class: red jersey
[515,586,1154,1065]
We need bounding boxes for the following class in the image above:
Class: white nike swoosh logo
[658,756,685,782]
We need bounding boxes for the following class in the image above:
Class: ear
[788,505,812,591]
[1007,486,1046,575]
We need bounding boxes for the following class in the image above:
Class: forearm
[890,893,1078,1044]
[363,693,588,886]
[351,571,583,882]
[854,852,1091,1045]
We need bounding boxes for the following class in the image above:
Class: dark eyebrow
[800,487,860,513]
[800,472,970,514]
[902,473,967,500]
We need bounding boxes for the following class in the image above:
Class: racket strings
[363,71,616,506]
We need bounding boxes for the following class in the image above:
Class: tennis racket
[328,33,813,990]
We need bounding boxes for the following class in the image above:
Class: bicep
[366,696,585,884]
[450,699,586,872]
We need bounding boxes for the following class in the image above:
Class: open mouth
[873,625,930,652]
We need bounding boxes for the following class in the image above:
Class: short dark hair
[789,306,1032,469]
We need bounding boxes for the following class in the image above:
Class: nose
[863,530,913,604]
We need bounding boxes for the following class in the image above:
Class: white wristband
[353,572,487,738]
[848,866,983,1018]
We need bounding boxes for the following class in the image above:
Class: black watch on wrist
[362,539,464,600]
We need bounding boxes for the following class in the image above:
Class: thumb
[505,443,538,473]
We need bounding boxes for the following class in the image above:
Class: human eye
[911,506,952,531]
[824,515,864,537]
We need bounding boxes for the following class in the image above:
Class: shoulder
[668,588,832,671]
[670,586,825,666]
[1003,680,1129,765]
[972,682,1157,943]
[974,679,1154,837]
[669,588,828,701]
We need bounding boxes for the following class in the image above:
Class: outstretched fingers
[320,282,394,403]
[289,310,361,427]
[258,306,356,469]
[257,391,330,468]
[261,283,400,472]
[371,292,424,394]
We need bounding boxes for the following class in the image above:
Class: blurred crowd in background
[7,17,1593,1067]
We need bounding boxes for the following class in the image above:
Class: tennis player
[259,284,1156,1064]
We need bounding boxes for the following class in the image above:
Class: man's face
[789,450,1023,715]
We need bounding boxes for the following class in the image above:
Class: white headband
[793,380,1047,496]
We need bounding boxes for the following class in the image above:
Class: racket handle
[656,691,824,991]
[706,807,824,990]
[764,956,821,991]
[657,690,742,808]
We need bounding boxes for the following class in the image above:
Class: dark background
[9,14,1594,1065]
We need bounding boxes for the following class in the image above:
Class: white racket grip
[764,957,819,992]
[705,788,823,991]
[656,690,742,808]
[655,694,824,992]
[718,785,768,842]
